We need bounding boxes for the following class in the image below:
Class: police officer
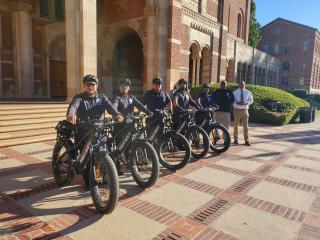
[143,77,172,136]
[195,83,214,125]
[112,78,151,117]
[197,83,214,108]
[172,78,201,129]
[143,77,172,113]
[66,74,124,190]
[112,78,151,175]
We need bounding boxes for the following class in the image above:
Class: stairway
[0,103,69,148]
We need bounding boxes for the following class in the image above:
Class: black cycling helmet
[203,83,211,88]
[152,77,163,85]
[119,78,131,87]
[83,74,98,85]
[178,78,188,85]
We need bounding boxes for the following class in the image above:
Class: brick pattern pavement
[0,121,320,239]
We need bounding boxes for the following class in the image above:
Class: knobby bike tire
[186,126,210,159]
[208,124,231,153]
[52,139,76,186]
[157,131,191,170]
[90,151,119,214]
[130,141,159,188]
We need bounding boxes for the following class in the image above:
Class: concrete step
[0,112,66,121]
[0,134,56,148]
[0,117,63,127]
[0,103,69,111]
[0,128,56,141]
[0,108,68,116]
[0,122,56,133]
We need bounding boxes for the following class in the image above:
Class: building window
[40,0,50,18]
[301,63,306,72]
[302,39,309,52]
[55,0,64,20]
[281,76,288,86]
[284,42,290,54]
[262,44,269,53]
[282,61,290,71]
[237,14,242,38]
[274,42,280,54]
[40,0,64,20]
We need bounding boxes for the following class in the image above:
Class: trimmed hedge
[190,83,309,125]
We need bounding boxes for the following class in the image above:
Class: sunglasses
[120,84,130,88]
[85,82,97,87]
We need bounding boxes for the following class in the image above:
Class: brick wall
[259,18,317,91]
[104,0,145,24]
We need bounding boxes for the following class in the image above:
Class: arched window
[237,14,242,38]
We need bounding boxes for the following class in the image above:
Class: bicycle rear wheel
[186,126,210,159]
[90,151,119,214]
[130,141,159,188]
[208,124,231,153]
[52,139,76,186]
[157,132,191,170]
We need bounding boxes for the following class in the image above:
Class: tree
[249,0,262,48]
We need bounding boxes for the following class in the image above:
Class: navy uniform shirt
[173,89,199,111]
[212,89,234,112]
[197,92,214,108]
[143,90,171,112]
[67,92,120,121]
[112,94,149,116]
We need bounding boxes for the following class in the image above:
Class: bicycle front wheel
[90,151,119,214]
[157,132,191,170]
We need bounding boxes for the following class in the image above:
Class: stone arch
[200,45,211,85]
[247,64,252,83]
[98,27,145,98]
[237,61,243,83]
[49,36,66,98]
[226,58,235,83]
[188,42,201,87]
[112,30,144,99]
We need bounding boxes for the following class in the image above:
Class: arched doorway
[112,31,143,99]
[49,36,66,98]
[200,46,211,84]
[188,43,200,87]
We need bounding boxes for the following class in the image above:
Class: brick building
[258,18,320,94]
[0,0,278,100]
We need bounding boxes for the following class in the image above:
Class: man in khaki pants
[233,81,253,146]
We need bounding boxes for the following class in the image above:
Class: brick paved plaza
[1,119,320,240]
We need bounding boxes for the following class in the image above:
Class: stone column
[11,1,33,98]
[196,57,201,85]
[65,0,97,102]
[192,57,196,86]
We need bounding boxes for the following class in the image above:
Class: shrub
[287,89,308,99]
[190,83,309,125]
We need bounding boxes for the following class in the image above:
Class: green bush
[190,83,309,125]
[287,89,308,99]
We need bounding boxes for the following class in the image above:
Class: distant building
[258,18,320,94]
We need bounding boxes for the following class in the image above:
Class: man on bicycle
[66,74,123,190]
[172,78,201,130]
[112,78,152,174]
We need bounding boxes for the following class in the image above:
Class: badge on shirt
[96,98,103,106]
